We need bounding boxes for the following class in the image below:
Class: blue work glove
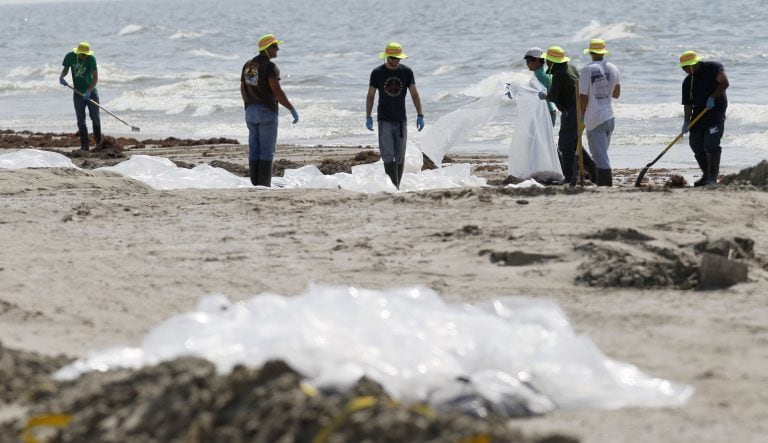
[82,90,92,102]
[366,116,374,131]
[537,91,547,100]
[290,108,299,124]
[706,96,715,109]
[59,77,68,87]
[681,120,689,134]
[416,115,425,132]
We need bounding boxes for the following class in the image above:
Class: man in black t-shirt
[679,51,730,186]
[366,42,425,189]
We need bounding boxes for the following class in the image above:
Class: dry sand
[1,139,767,442]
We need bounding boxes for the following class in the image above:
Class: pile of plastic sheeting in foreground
[0,148,486,193]
[54,285,693,417]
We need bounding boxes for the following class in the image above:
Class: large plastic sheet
[507,81,563,180]
[54,285,693,414]
[0,148,482,194]
[417,89,505,166]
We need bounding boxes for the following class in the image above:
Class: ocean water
[1,0,766,170]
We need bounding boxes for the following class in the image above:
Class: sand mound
[720,160,768,187]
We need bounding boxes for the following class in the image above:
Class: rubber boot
[705,152,720,186]
[384,162,398,188]
[693,154,708,187]
[560,149,575,185]
[249,160,260,186]
[596,168,613,187]
[257,160,273,187]
[396,162,405,189]
[580,150,598,184]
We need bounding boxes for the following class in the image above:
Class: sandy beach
[1,137,767,442]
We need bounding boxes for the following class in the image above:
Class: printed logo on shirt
[383,76,404,97]
[243,64,259,86]
[73,62,87,79]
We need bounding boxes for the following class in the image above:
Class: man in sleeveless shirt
[240,34,299,187]
[365,42,425,189]
[679,51,729,186]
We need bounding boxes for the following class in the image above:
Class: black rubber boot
[596,168,613,187]
[249,160,260,186]
[384,162,398,188]
[705,152,720,186]
[257,160,273,187]
[560,149,575,185]
[396,162,405,188]
[580,150,598,184]
[693,154,709,187]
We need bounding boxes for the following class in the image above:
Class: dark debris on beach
[0,343,577,443]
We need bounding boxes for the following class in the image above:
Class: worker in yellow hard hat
[678,50,729,186]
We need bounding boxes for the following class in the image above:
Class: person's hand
[681,120,689,134]
[82,90,92,102]
[366,116,373,131]
[59,77,68,87]
[416,115,425,132]
[290,108,299,124]
[537,91,547,100]
[706,96,715,109]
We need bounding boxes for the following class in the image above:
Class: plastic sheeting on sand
[0,147,484,193]
[417,88,506,166]
[506,80,564,180]
[54,285,693,414]
[0,148,78,169]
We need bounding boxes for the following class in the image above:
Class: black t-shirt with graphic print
[241,54,279,111]
[369,64,414,122]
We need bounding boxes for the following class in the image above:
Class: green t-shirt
[62,52,97,94]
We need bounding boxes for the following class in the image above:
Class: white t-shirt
[578,60,620,130]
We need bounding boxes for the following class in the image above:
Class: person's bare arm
[612,84,621,99]
[712,70,729,98]
[269,76,294,112]
[408,84,423,115]
[366,86,376,117]
[87,69,98,93]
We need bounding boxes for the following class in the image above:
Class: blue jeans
[585,117,615,169]
[245,104,278,161]
[73,91,101,150]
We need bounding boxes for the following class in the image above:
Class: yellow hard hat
[678,50,702,67]
[73,41,94,56]
[583,39,610,55]
[380,42,408,60]
[544,46,569,63]
[258,34,283,52]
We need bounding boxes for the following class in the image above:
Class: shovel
[64,84,140,132]
[634,108,708,187]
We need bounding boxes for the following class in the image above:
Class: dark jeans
[73,92,101,150]
[689,119,725,157]
[558,106,595,182]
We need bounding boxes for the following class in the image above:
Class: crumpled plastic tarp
[0,146,485,194]
[53,285,694,416]
[506,80,564,180]
[417,88,506,166]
